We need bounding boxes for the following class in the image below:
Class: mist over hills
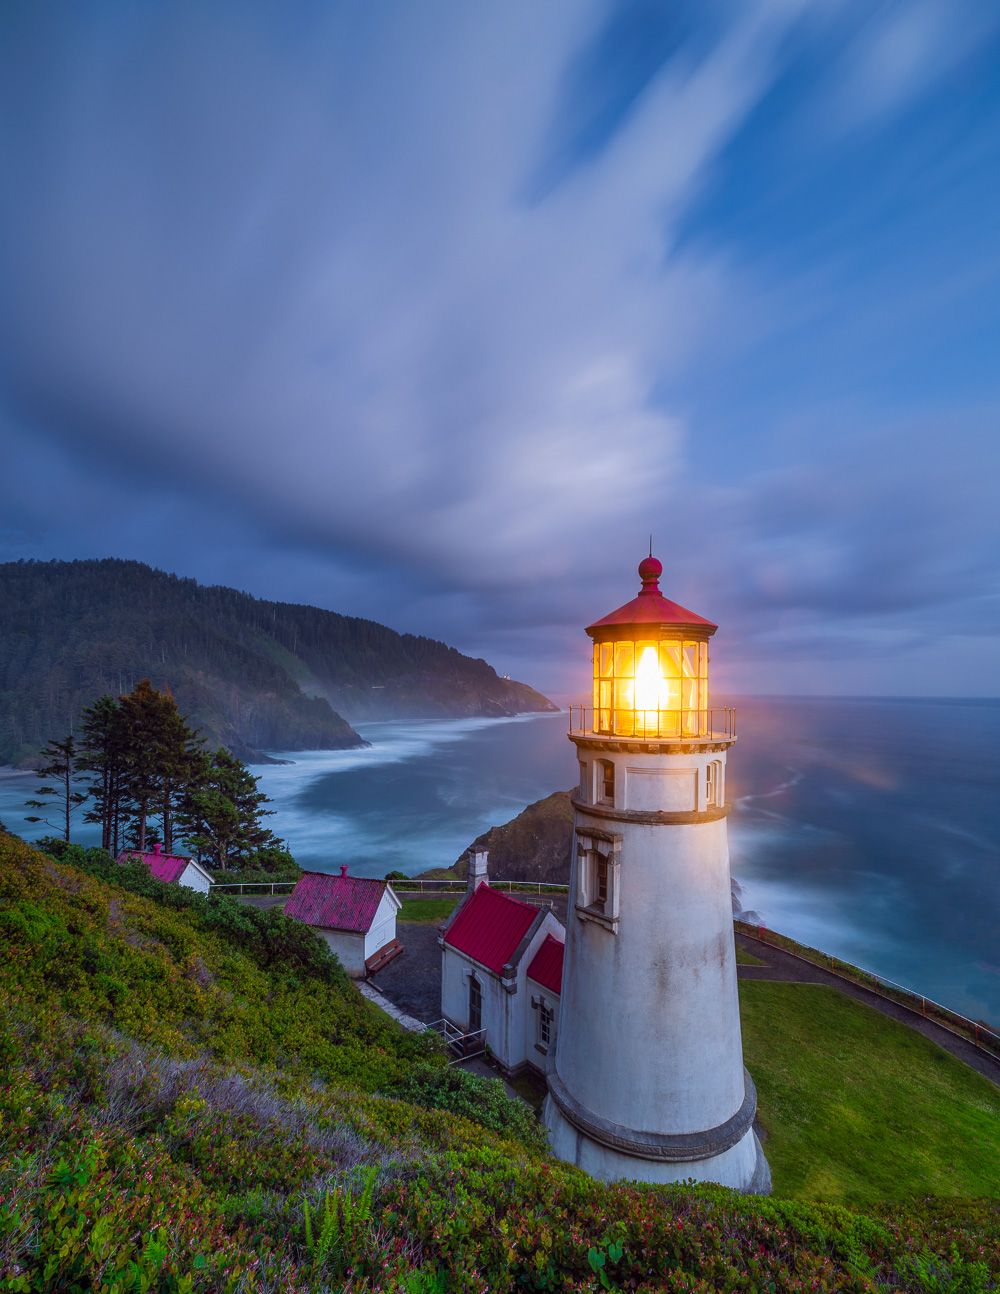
[0,558,556,766]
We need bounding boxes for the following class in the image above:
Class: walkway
[736,933,1000,1089]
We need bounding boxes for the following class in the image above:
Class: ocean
[2,697,997,1027]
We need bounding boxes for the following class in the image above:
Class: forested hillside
[0,559,556,766]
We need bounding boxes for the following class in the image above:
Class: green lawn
[397,894,463,924]
[735,943,765,966]
[740,980,1000,1204]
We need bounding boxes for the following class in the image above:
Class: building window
[706,760,722,808]
[574,833,621,933]
[595,854,609,909]
[579,761,588,800]
[538,1001,553,1047]
[598,760,615,805]
[469,975,482,1034]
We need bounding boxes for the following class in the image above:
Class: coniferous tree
[77,696,129,854]
[147,686,203,852]
[178,747,278,870]
[118,679,166,852]
[24,734,87,841]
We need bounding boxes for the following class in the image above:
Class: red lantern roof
[586,556,716,639]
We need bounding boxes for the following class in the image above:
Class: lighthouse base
[543,1098,771,1195]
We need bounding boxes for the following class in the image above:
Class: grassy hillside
[0,558,557,766]
[741,981,1000,1203]
[3,829,1000,1292]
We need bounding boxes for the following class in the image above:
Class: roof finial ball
[543,555,770,1195]
[637,552,662,591]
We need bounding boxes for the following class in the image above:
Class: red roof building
[442,884,540,974]
[439,882,565,1077]
[118,843,214,894]
[285,867,388,933]
[527,934,564,995]
[285,865,402,978]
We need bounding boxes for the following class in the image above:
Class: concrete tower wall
[545,738,769,1192]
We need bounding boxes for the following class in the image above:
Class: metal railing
[210,878,570,896]
[430,1019,487,1064]
[569,705,736,740]
[210,881,298,895]
[393,879,570,895]
[736,920,1000,1060]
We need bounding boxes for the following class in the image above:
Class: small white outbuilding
[284,865,403,977]
[118,843,214,894]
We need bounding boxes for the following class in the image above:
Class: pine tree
[155,694,203,852]
[77,696,129,853]
[24,734,87,842]
[177,747,277,870]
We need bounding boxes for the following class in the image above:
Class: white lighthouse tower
[543,555,770,1193]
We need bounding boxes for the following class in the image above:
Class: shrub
[382,1065,547,1153]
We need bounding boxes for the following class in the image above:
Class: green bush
[382,1064,547,1153]
[38,838,342,988]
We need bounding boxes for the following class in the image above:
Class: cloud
[0,0,809,590]
[0,0,997,696]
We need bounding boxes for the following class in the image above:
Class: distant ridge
[0,558,557,767]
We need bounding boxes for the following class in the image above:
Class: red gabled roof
[119,847,190,885]
[285,870,388,933]
[443,885,539,974]
[587,556,716,636]
[527,934,564,995]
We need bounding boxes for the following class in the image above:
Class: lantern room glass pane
[614,642,634,678]
[591,630,712,737]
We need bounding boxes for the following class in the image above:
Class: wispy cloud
[0,0,997,695]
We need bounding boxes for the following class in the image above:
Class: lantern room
[583,556,721,740]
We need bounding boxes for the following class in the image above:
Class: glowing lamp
[585,555,717,739]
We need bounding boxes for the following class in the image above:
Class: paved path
[370,924,443,1024]
[736,933,1000,1089]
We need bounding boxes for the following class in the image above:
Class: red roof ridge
[443,884,541,975]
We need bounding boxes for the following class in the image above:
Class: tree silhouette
[25,734,87,841]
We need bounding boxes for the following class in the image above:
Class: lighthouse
[542,555,770,1193]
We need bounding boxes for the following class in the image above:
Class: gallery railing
[736,920,1000,1060]
[569,705,736,740]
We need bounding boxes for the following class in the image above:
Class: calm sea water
[2,699,998,1026]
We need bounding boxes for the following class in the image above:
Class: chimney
[466,849,489,894]
[153,843,161,856]
[340,863,349,878]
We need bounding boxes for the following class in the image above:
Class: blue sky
[1,0,998,697]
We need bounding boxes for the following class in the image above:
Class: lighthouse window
[595,855,609,908]
[599,760,615,804]
[575,839,620,932]
[706,760,723,807]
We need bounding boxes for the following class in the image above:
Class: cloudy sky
[1,0,998,697]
